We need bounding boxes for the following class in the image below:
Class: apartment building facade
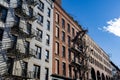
[110,61,120,80]
[0,0,114,80]
[85,35,112,80]
[52,1,86,80]
[0,0,54,80]
[52,0,112,80]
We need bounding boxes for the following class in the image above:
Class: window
[45,50,49,62]
[7,57,14,74]
[15,15,20,25]
[55,13,59,24]
[69,65,72,77]
[47,20,50,31]
[46,34,50,45]
[68,36,71,47]
[55,42,59,54]
[37,14,43,25]
[55,59,59,74]
[36,29,43,42]
[72,28,75,37]
[55,27,59,38]
[0,29,4,41]
[62,18,65,28]
[45,68,49,80]
[11,35,17,49]
[6,0,10,3]
[33,65,40,79]
[27,23,32,35]
[35,46,42,59]
[29,7,33,17]
[22,62,28,77]
[62,31,65,42]
[62,46,65,57]
[37,1,44,12]
[68,49,71,61]
[67,23,70,33]
[25,41,30,55]
[0,6,8,22]
[47,8,51,17]
[62,62,66,76]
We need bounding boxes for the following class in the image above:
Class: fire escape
[70,30,90,80]
[0,0,37,79]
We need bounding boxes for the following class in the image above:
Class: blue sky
[62,0,120,67]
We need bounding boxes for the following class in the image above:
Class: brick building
[51,0,112,80]
[0,0,54,80]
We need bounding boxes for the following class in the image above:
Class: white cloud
[102,17,120,37]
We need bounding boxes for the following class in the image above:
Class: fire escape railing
[11,21,36,38]
[7,42,36,59]
[70,30,89,80]
[26,0,38,7]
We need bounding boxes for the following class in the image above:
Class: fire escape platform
[70,61,82,68]
[2,74,33,79]
[7,49,35,60]
[70,47,84,57]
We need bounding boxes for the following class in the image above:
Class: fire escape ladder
[19,60,25,74]
[0,51,8,76]
[70,29,88,80]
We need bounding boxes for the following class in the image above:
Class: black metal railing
[10,68,34,79]
[26,0,38,6]
[70,59,81,68]
[14,6,37,21]
[0,41,13,50]
[70,44,83,55]
[7,43,36,59]
[11,21,36,38]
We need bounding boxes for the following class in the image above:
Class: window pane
[67,23,70,33]
[62,46,65,57]
[0,7,8,22]
[45,50,49,62]
[55,13,59,24]
[62,62,66,76]
[37,1,44,12]
[37,14,43,25]
[36,29,43,42]
[72,28,75,37]
[47,8,51,17]
[45,68,49,80]
[46,34,50,45]
[47,20,50,30]
[62,31,65,42]
[36,46,41,59]
[33,65,40,79]
[55,59,59,74]
[0,29,4,41]
[55,42,59,54]
[55,27,59,38]
[68,36,71,47]
[62,18,65,28]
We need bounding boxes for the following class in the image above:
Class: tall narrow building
[52,1,85,79]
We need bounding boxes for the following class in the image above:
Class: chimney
[54,0,62,6]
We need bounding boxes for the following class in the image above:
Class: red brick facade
[52,1,82,79]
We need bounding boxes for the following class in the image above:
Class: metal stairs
[0,52,8,76]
